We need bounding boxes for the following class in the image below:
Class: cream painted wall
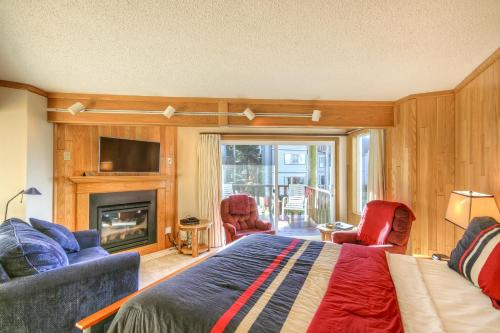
[26,92,53,221]
[0,87,52,222]
[0,87,28,220]
[177,127,348,222]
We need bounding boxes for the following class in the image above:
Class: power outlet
[164,226,172,234]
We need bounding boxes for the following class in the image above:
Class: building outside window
[284,152,306,165]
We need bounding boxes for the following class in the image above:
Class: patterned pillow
[448,216,500,308]
[0,218,69,278]
[30,218,80,253]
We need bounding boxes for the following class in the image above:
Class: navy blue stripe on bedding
[249,240,324,333]
[107,234,306,333]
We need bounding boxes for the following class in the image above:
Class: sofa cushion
[67,246,109,265]
[0,263,10,283]
[30,218,80,253]
[0,218,69,278]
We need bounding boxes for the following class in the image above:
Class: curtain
[197,134,224,247]
[367,129,385,201]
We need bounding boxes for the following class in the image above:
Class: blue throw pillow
[30,218,80,253]
[0,218,69,278]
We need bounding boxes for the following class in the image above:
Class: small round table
[177,220,213,257]
[317,224,336,241]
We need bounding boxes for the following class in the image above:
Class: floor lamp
[4,187,41,221]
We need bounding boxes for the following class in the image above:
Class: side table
[177,220,213,257]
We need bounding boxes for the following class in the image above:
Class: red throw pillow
[448,217,500,309]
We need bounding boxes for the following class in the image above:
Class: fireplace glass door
[98,203,150,249]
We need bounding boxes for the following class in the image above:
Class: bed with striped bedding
[107,234,499,333]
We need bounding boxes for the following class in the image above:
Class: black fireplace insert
[89,190,157,252]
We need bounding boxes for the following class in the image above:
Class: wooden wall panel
[455,58,500,223]
[53,124,177,250]
[415,94,456,255]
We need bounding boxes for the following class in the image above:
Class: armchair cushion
[332,230,358,244]
[357,200,415,246]
[0,218,69,278]
[30,218,80,253]
[255,219,272,231]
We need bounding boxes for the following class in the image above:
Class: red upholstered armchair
[221,194,275,243]
[332,200,416,254]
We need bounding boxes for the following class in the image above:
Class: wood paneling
[47,92,394,128]
[53,124,177,252]
[455,57,500,222]
[385,94,457,256]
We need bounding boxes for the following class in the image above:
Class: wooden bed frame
[76,239,242,332]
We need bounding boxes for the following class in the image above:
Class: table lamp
[4,187,42,221]
[445,191,500,229]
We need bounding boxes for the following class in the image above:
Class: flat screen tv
[99,137,160,173]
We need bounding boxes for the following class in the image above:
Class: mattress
[107,235,499,333]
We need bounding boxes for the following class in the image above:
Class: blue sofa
[0,229,140,333]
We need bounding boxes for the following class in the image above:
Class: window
[286,176,305,185]
[284,152,306,165]
[356,133,370,213]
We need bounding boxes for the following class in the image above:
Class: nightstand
[431,253,450,261]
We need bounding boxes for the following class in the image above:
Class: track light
[311,109,322,122]
[243,107,255,120]
[67,102,86,115]
[163,105,176,118]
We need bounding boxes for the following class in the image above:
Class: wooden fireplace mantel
[70,175,170,184]
[71,175,171,255]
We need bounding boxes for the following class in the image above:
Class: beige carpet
[139,248,217,288]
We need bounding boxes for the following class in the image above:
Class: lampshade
[23,187,41,195]
[445,191,500,229]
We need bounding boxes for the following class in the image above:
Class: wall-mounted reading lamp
[51,104,323,122]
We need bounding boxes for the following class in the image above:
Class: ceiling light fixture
[163,105,176,118]
[242,107,255,120]
[67,102,86,115]
[311,109,322,122]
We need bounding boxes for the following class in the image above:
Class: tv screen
[99,137,160,173]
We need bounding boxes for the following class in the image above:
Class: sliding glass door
[221,144,275,222]
[221,141,336,238]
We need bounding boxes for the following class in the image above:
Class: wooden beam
[0,80,48,97]
[47,92,394,128]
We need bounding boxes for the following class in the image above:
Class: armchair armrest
[223,223,236,236]
[0,252,139,333]
[255,219,272,231]
[332,230,358,244]
[73,229,100,249]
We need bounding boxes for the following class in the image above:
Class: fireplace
[89,190,157,252]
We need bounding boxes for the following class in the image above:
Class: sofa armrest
[73,229,100,249]
[0,252,139,333]
[332,230,358,244]
[255,219,272,231]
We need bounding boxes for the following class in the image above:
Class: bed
[106,234,499,333]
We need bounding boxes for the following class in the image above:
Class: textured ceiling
[1,1,499,100]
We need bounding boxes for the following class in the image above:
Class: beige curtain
[197,134,224,247]
[367,129,385,201]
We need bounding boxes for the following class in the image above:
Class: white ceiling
[1,1,499,101]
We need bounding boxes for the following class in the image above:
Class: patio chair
[222,184,234,199]
[281,184,308,220]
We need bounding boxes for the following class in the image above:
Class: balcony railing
[223,184,333,224]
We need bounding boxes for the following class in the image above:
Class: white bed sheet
[387,253,500,333]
